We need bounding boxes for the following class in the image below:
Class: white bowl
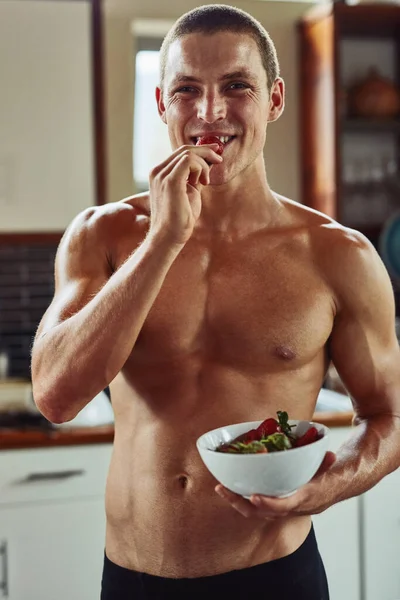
[196,420,330,498]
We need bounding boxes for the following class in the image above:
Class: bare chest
[130,238,334,370]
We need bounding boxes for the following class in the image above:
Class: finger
[156,151,197,180]
[151,145,222,178]
[197,144,224,169]
[197,143,224,157]
[182,146,223,172]
[187,159,203,187]
[215,485,258,518]
[190,147,223,182]
[161,152,210,186]
[187,144,224,163]
[168,154,206,189]
[249,489,304,516]
[197,143,222,152]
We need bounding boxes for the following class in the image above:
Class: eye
[175,86,197,94]
[227,82,249,90]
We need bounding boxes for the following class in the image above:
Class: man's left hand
[215,451,337,519]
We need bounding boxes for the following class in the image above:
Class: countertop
[0,411,354,451]
[0,423,115,450]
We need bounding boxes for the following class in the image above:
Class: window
[133,35,171,192]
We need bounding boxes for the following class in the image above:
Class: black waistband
[102,523,321,588]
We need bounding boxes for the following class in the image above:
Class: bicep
[329,237,400,418]
[36,278,104,340]
[35,212,108,340]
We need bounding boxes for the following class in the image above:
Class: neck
[196,158,281,240]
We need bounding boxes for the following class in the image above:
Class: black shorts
[101,524,329,600]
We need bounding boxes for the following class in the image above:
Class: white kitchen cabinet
[0,499,106,600]
[313,427,361,600]
[0,444,113,600]
[5,426,400,600]
[313,497,360,600]
[363,466,400,600]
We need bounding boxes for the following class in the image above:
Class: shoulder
[276,195,392,311]
[59,193,151,254]
[276,193,339,231]
[277,193,373,257]
[314,223,384,306]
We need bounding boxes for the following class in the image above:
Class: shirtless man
[31,5,400,599]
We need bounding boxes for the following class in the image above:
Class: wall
[0,0,95,232]
[103,0,313,205]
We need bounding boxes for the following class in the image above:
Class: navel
[177,474,189,489]
[274,345,296,361]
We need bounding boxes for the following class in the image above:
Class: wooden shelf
[341,119,400,134]
[299,3,400,221]
[299,3,400,317]
[336,3,400,37]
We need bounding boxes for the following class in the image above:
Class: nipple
[274,345,296,361]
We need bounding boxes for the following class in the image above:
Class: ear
[267,78,285,123]
[156,87,167,124]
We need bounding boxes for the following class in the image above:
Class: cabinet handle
[0,540,8,598]
[18,469,86,483]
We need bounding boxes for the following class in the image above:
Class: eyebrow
[170,70,256,86]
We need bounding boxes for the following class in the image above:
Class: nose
[197,91,226,123]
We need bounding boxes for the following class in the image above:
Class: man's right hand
[148,144,223,246]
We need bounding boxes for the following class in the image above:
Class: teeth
[217,136,232,144]
[195,136,233,144]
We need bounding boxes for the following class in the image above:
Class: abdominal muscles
[104,358,320,576]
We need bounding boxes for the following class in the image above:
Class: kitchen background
[0,0,399,599]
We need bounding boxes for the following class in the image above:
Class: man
[31,5,400,599]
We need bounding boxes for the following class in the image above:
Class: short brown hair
[159,4,280,92]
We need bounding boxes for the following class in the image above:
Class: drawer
[0,444,112,506]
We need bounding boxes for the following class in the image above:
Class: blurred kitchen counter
[0,423,115,450]
[0,411,354,450]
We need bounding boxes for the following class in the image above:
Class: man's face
[157,31,284,186]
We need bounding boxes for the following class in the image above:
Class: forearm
[32,232,183,421]
[327,412,400,503]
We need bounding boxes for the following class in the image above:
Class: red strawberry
[256,418,280,438]
[243,428,260,443]
[228,428,260,445]
[295,426,319,447]
[195,135,224,155]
